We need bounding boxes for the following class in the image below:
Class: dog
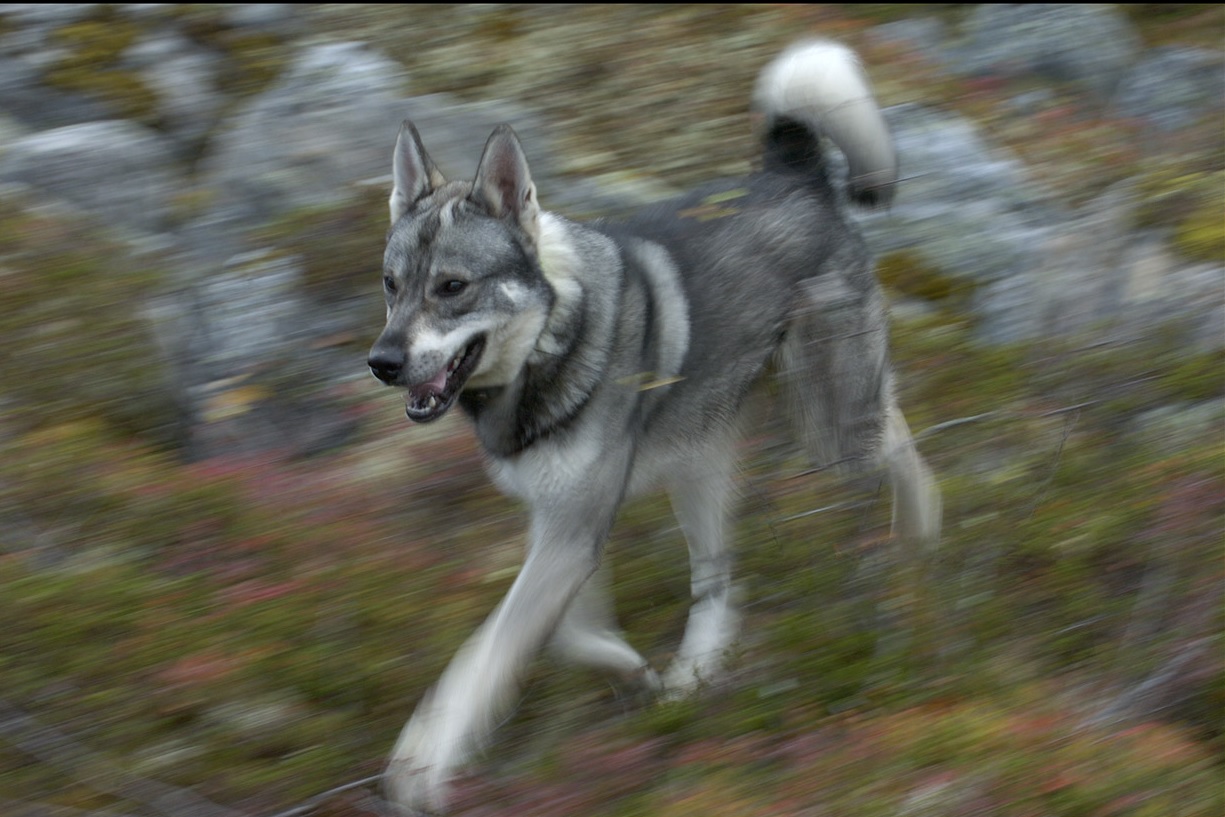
[367,39,941,814]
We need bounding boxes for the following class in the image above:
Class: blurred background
[0,5,1221,815]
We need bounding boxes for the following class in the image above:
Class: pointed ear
[390,120,446,225]
[471,124,539,233]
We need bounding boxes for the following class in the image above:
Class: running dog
[368,39,940,813]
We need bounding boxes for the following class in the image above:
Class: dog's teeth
[428,395,438,410]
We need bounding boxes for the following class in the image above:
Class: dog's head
[368,122,554,423]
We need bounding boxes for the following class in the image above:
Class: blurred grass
[1,4,1223,816]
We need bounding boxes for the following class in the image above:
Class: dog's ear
[471,124,539,235]
[390,120,446,225]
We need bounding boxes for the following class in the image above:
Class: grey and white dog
[368,40,940,814]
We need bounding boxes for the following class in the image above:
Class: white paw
[662,593,740,699]
[384,710,457,815]
[636,663,663,694]
[661,664,701,701]
[660,652,726,700]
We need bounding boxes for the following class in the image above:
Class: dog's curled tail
[754,40,896,207]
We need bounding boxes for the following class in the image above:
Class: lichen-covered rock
[156,249,365,459]
[0,120,180,235]
[867,18,951,71]
[1112,47,1225,132]
[122,31,226,155]
[952,4,1141,100]
[852,104,1057,343]
[854,103,1224,349]
[199,41,555,232]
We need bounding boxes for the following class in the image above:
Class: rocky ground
[0,5,1222,816]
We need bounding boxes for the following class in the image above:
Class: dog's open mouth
[405,336,486,423]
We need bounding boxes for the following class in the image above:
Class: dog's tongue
[408,365,449,401]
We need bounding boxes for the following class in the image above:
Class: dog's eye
[383,275,397,294]
[438,279,467,296]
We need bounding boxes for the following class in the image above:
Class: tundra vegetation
[0,5,1221,815]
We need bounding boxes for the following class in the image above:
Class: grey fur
[368,40,940,814]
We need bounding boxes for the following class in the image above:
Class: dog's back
[575,40,902,485]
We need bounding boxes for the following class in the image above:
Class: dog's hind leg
[879,396,941,545]
[779,272,940,548]
[551,563,660,689]
[662,441,741,696]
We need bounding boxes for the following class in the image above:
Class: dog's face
[368,123,554,423]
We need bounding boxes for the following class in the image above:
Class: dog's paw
[662,593,741,699]
[385,755,449,816]
[385,712,456,815]
[660,658,720,701]
[385,756,451,816]
[632,663,663,694]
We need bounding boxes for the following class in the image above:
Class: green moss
[46,14,159,125]
[473,5,526,42]
[1174,199,1225,263]
[51,18,139,63]
[165,6,288,98]
[44,5,291,136]
[1122,4,1209,23]
[1157,347,1225,403]
[876,250,976,303]
[1137,168,1225,263]
[0,204,177,442]
[216,31,288,98]
[168,4,230,42]
[44,65,160,122]
[259,187,393,300]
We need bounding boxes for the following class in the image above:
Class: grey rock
[223,3,304,35]
[852,104,1224,349]
[0,7,149,128]
[0,112,30,148]
[846,104,1050,343]
[953,4,1141,101]
[1113,47,1225,132]
[867,18,950,70]
[169,250,362,459]
[200,42,556,232]
[855,104,1056,337]
[191,250,306,376]
[206,696,303,743]
[999,189,1223,350]
[123,32,226,154]
[199,41,410,228]
[0,4,98,29]
[0,120,180,234]
[1133,400,1225,455]
[117,5,174,21]
[1024,181,1141,340]
[0,55,115,128]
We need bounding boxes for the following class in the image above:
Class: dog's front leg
[385,481,623,814]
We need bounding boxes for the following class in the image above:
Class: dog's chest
[485,427,606,502]
[483,423,690,505]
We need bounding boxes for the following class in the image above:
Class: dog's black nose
[368,348,404,384]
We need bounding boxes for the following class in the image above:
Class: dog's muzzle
[367,336,486,424]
